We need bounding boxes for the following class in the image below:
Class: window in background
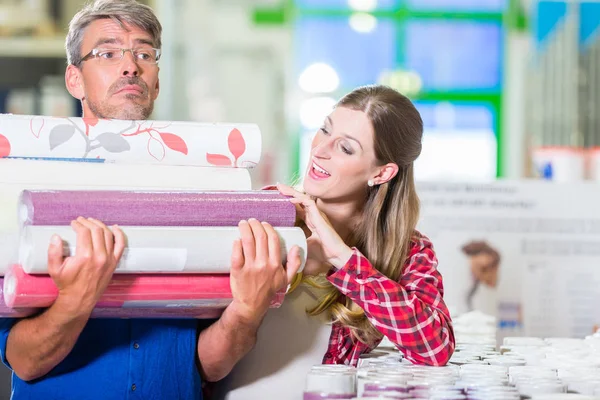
[295,17,396,89]
[414,102,497,181]
[406,0,507,12]
[294,0,401,11]
[290,0,505,180]
[404,20,503,91]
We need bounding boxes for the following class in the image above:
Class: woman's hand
[278,184,353,272]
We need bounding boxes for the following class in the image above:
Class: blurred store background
[0,0,562,188]
[1,1,600,397]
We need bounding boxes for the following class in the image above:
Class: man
[0,1,301,398]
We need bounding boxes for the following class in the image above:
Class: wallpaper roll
[0,278,36,317]
[0,159,252,190]
[0,114,261,168]
[19,226,307,274]
[0,159,251,276]
[0,278,225,319]
[0,234,17,278]
[4,264,286,309]
[20,190,296,227]
[89,307,225,319]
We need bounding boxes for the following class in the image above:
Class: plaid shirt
[323,231,455,367]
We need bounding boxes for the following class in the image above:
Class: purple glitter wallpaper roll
[20,190,296,227]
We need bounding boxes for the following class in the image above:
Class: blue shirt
[0,318,203,400]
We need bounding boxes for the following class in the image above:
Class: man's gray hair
[66,0,162,66]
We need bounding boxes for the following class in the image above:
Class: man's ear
[153,67,160,100]
[65,64,84,100]
[371,162,399,186]
[153,74,160,100]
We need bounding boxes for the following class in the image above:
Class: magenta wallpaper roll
[0,278,36,317]
[0,275,224,319]
[90,307,224,319]
[20,190,296,227]
[0,277,225,319]
[4,264,285,310]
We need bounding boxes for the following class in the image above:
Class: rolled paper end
[3,264,58,308]
[17,226,33,274]
[18,190,34,226]
[3,265,17,308]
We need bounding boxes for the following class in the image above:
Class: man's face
[66,19,160,120]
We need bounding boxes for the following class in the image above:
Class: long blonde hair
[292,85,423,345]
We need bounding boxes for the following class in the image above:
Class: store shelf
[0,36,66,58]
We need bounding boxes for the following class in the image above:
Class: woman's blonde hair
[292,85,423,345]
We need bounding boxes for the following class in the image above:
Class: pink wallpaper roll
[20,190,296,227]
[0,277,224,319]
[0,278,36,317]
[4,264,285,310]
[90,307,224,319]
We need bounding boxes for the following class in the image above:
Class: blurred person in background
[461,240,500,315]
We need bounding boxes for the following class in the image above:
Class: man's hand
[48,217,126,314]
[228,218,301,323]
[196,218,303,382]
[6,217,127,382]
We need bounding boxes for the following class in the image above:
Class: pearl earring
[367,180,374,187]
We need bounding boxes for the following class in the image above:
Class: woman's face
[470,253,498,288]
[303,106,380,201]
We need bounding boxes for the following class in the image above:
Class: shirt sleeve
[0,318,16,370]
[326,236,455,366]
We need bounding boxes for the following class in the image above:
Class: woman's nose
[312,137,332,158]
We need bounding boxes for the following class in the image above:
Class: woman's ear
[371,163,399,186]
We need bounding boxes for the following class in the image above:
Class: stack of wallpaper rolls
[0,114,306,319]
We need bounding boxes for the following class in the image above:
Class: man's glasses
[80,47,161,66]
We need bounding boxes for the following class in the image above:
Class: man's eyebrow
[133,38,155,47]
[91,37,155,48]
[92,37,122,47]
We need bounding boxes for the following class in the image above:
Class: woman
[278,84,455,367]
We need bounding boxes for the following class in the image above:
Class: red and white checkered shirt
[323,231,455,367]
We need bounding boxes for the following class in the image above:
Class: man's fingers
[47,234,66,277]
[261,222,281,269]
[88,217,114,256]
[230,238,244,274]
[111,225,126,263]
[238,220,256,262]
[285,245,303,284]
[247,219,267,265]
[71,218,93,260]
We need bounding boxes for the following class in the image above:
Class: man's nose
[119,50,140,77]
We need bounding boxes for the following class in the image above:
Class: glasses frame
[79,47,161,66]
